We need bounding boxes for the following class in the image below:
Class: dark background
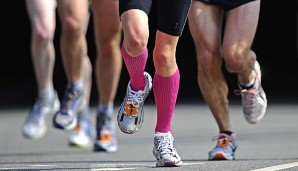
[0,1,297,108]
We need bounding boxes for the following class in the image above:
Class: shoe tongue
[155,131,171,136]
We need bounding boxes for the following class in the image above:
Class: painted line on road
[28,164,56,167]
[250,162,298,171]
[91,162,204,170]
[91,168,136,171]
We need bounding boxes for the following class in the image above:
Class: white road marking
[91,168,136,171]
[250,162,298,171]
[0,168,19,170]
[28,164,56,167]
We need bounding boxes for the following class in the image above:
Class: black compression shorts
[119,0,192,36]
[198,0,257,11]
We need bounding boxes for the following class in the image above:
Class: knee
[198,48,220,72]
[33,27,53,45]
[124,35,148,56]
[223,49,247,73]
[62,16,82,37]
[153,47,175,70]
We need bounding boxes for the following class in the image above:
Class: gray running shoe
[68,108,94,148]
[235,61,267,124]
[93,109,118,152]
[153,132,183,167]
[53,85,84,131]
[22,91,60,140]
[208,133,237,160]
[117,72,152,134]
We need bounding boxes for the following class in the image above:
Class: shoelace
[29,97,50,124]
[211,133,236,144]
[155,135,175,156]
[97,114,112,131]
[61,88,80,115]
[127,89,144,109]
[234,88,259,107]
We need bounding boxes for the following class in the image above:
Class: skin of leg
[188,1,231,132]
[82,57,92,106]
[25,0,57,91]
[121,9,149,57]
[153,31,179,77]
[56,0,89,82]
[82,13,92,106]
[222,0,260,84]
[92,0,123,106]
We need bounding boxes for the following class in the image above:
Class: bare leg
[92,0,122,107]
[188,1,231,132]
[22,0,60,140]
[91,0,122,152]
[26,0,57,95]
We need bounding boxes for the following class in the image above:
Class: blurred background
[0,1,297,109]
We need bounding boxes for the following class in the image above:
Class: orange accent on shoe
[125,103,137,116]
[218,138,230,147]
[100,132,112,142]
[212,153,228,160]
[74,124,81,133]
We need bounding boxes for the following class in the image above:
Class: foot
[68,108,94,148]
[236,61,267,124]
[153,132,183,167]
[53,85,84,131]
[117,72,152,134]
[22,91,60,140]
[208,133,237,160]
[94,109,118,152]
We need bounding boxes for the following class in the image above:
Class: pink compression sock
[153,69,180,133]
[121,44,148,91]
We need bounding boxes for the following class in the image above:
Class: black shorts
[198,0,256,11]
[119,0,191,36]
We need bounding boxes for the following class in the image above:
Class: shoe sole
[156,161,183,167]
[53,116,78,131]
[68,141,92,149]
[22,126,47,140]
[209,153,235,160]
[93,144,118,153]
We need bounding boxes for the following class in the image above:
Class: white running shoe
[153,132,183,167]
[235,61,267,124]
[208,133,238,160]
[68,108,94,148]
[117,72,152,134]
[53,85,84,131]
[94,109,118,152]
[22,91,60,140]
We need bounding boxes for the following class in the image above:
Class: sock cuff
[154,69,180,81]
[121,43,148,59]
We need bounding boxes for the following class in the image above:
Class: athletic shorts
[119,0,192,36]
[198,0,256,11]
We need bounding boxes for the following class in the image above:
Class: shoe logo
[74,124,81,133]
[218,138,230,147]
[125,103,137,116]
[100,132,112,142]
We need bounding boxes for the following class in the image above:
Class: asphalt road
[0,102,298,171]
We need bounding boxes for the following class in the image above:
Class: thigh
[188,0,223,52]
[92,0,122,43]
[223,0,260,52]
[25,0,56,31]
[57,0,89,29]
[157,0,192,36]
